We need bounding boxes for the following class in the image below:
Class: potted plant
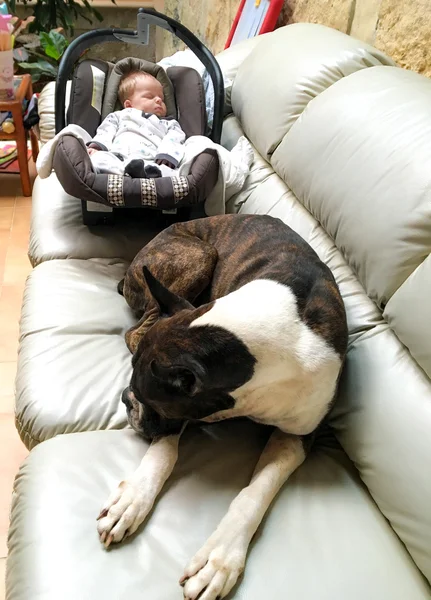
[10,16,68,90]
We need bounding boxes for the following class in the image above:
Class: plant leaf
[13,47,29,62]
[49,29,68,55]
[12,0,107,36]
[18,60,58,78]
[17,33,41,48]
[39,30,66,60]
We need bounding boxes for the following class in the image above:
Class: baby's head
[119,71,167,117]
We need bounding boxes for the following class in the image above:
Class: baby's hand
[88,147,99,156]
[156,158,175,169]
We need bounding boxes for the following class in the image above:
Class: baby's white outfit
[88,107,185,176]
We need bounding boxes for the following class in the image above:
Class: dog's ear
[143,266,194,316]
[150,358,204,396]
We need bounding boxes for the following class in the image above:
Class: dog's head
[123,267,256,439]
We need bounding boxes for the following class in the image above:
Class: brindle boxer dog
[97,214,347,600]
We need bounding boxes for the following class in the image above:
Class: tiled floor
[0,164,36,597]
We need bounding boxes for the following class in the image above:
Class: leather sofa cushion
[231,23,395,161]
[384,254,431,378]
[272,66,431,310]
[7,426,430,600]
[16,259,132,449]
[215,34,268,114]
[28,175,163,266]
[223,114,431,582]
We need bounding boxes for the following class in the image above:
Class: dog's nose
[121,387,133,410]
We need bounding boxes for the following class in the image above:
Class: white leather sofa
[6,23,431,600]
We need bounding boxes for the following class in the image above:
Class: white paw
[180,534,247,600]
[96,480,152,548]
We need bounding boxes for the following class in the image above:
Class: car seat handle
[55,8,224,143]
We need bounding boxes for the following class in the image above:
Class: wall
[16,5,156,63]
[72,7,156,64]
[276,0,431,77]
[155,0,242,60]
[18,0,430,76]
[158,0,431,78]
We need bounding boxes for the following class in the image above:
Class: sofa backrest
[220,23,431,585]
[231,23,395,159]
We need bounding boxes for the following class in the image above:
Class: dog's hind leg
[180,430,307,600]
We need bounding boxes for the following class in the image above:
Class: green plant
[7,0,115,36]
[13,27,68,84]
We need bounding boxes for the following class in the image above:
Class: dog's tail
[117,278,125,296]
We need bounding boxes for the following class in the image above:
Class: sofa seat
[28,175,164,267]
[16,259,133,449]
[8,22,431,600]
[7,425,430,600]
[16,180,384,450]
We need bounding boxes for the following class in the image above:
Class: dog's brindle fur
[97,214,347,600]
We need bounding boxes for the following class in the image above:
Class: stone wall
[72,7,156,64]
[16,5,156,63]
[18,1,430,76]
[156,0,430,77]
[276,0,431,77]
[155,0,242,60]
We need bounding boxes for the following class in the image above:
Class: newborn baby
[87,70,185,178]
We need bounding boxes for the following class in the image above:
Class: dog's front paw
[180,533,247,600]
[96,480,152,548]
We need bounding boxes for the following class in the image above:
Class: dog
[97,213,348,600]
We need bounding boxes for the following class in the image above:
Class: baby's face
[125,77,167,117]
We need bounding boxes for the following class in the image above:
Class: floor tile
[0,208,13,233]
[0,252,6,283]
[0,319,19,364]
[0,285,24,363]
[10,206,32,235]
[1,206,32,285]
[0,285,24,321]
[0,364,17,398]
[0,396,13,414]
[1,258,31,287]
[0,196,15,208]
[15,196,32,208]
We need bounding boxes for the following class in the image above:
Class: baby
[87,71,185,178]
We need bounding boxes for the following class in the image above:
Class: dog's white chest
[192,279,341,434]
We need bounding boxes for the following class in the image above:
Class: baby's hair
[118,71,161,105]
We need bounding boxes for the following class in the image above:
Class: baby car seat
[53,8,224,226]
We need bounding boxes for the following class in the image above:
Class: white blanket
[36,125,253,216]
[36,124,90,179]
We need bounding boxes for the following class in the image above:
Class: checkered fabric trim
[140,178,157,207]
[107,175,125,207]
[172,177,189,203]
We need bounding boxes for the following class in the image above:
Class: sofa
[5,23,431,600]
